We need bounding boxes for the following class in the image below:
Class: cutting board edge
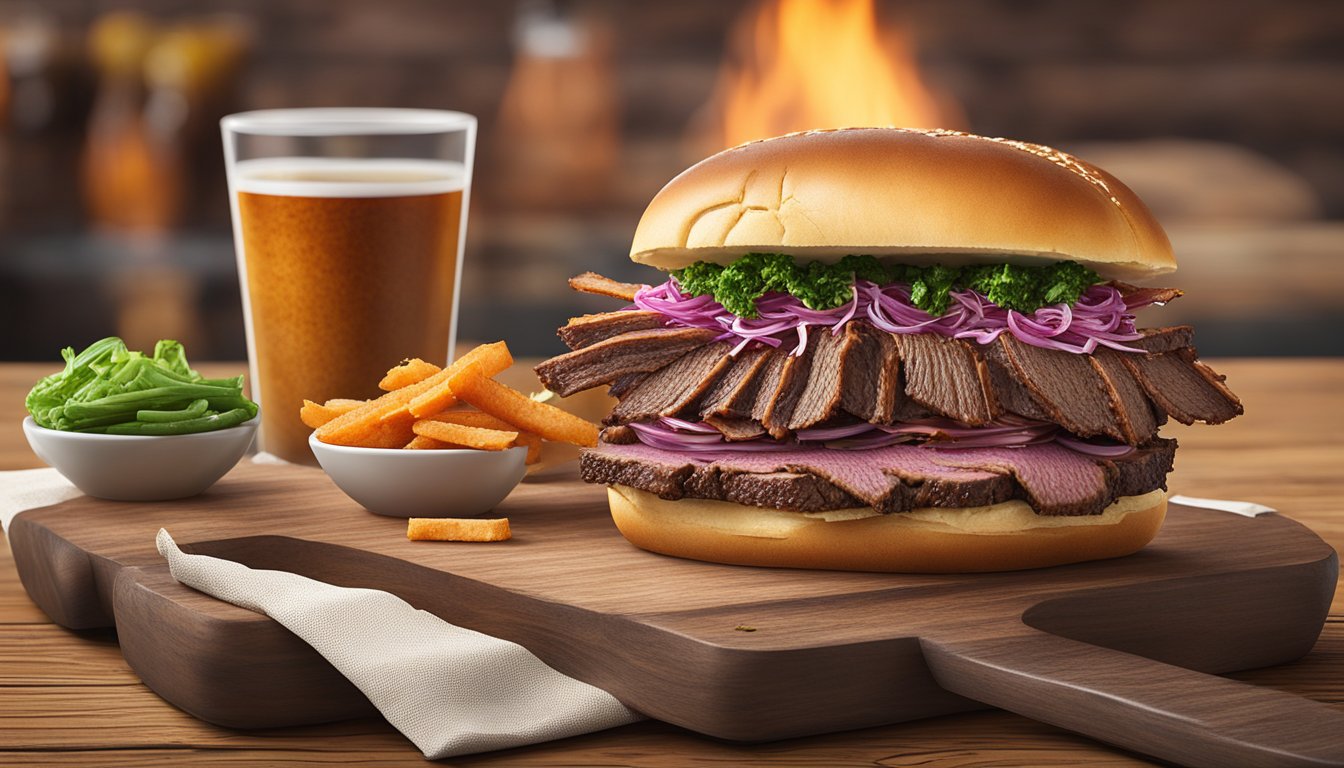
[9,514,110,628]
[112,563,379,728]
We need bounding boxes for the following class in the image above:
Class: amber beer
[233,158,466,464]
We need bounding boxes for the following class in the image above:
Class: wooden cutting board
[8,463,1343,768]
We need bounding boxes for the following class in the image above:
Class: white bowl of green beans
[24,414,258,501]
[23,337,260,501]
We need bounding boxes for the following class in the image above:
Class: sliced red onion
[633,279,1153,357]
[658,416,722,434]
[795,421,880,440]
[823,432,920,450]
[1054,434,1137,458]
[627,421,793,453]
[628,415,1133,457]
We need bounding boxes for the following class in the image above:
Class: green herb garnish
[671,254,1101,317]
[26,337,258,435]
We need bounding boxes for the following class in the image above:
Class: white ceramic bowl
[309,433,527,518]
[23,415,258,501]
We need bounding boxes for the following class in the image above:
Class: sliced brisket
[599,425,638,444]
[1132,326,1196,354]
[608,373,648,399]
[839,323,903,424]
[685,470,861,511]
[989,335,1126,441]
[608,342,733,424]
[985,353,1053,421]
[1113,439,1176,498]
[748,352,791,422]
[787,328,852,430]
[1112,282,1184,307]
[696,345,773,420]
[1089,349,1160,444]
[894,334,999,425]
[1122,349,1243,425]
[582,438,1176,517]
[703,415,767,441]
[926,444,1117,517]
[534,327,718,397]
[536,310,1240,441]
[761,336,816,438]
[568,272,645,302]
[558,310,666,350]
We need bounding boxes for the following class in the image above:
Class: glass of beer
[222,108,476,464]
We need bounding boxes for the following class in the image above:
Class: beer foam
[233,158,467,198]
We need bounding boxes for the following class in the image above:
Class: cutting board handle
[922,626,1344,768]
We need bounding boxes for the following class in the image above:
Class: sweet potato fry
[300,399,363,429]
[408,517,511,542]
[424,409,518,432]
[344,414,419,449]
[408,383,459,418]
[324,398,367,408]
[429,411,540,461]
[394,342,514,421]
[412,420,518,451]
[404,434,457,450]
[447,363,599,447]
[379,358,442,391]
[512,431,542,464]
[316,342,511,447]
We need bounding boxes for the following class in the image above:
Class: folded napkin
[0,467,81,535]
[1168,494,1276,517]
[155,530,642,758]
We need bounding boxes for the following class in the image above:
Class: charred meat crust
[558,310,666,350]
[1121,348,1243,425]
[581,438,1177,517]
[568,272,646,302]
[534,327,719,397]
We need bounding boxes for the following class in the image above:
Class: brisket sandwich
[536,127,1242,573]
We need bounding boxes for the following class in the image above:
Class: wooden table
[2,360,1340,766]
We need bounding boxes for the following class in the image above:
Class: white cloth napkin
[0,467,81,535]
[155,529,642,758]
[1169,494,1277,517]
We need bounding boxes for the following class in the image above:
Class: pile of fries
[299,341,599,463]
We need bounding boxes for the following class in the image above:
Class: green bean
[58,384,244,421]
[26,337,257,433]
[104,407,254,435]
[137,398,209,423]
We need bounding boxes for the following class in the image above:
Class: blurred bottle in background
[82,12,162,231]
[492,0,618,210]
[83,12,249,233]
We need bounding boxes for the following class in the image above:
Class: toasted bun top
[630,128,1176,281]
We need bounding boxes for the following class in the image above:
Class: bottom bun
[607,485,1167,573]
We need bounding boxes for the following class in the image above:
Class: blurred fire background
[1,0,1341,360]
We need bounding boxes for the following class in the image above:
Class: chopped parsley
[671,254,1101,318]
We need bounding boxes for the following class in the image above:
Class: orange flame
[707,0,961,149]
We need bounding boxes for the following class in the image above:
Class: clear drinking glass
[222,108,476,464]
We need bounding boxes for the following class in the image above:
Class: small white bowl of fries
[304,342,599,520]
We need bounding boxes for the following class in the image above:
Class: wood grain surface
[10,458,1337,763]
[2,359,1343,766]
